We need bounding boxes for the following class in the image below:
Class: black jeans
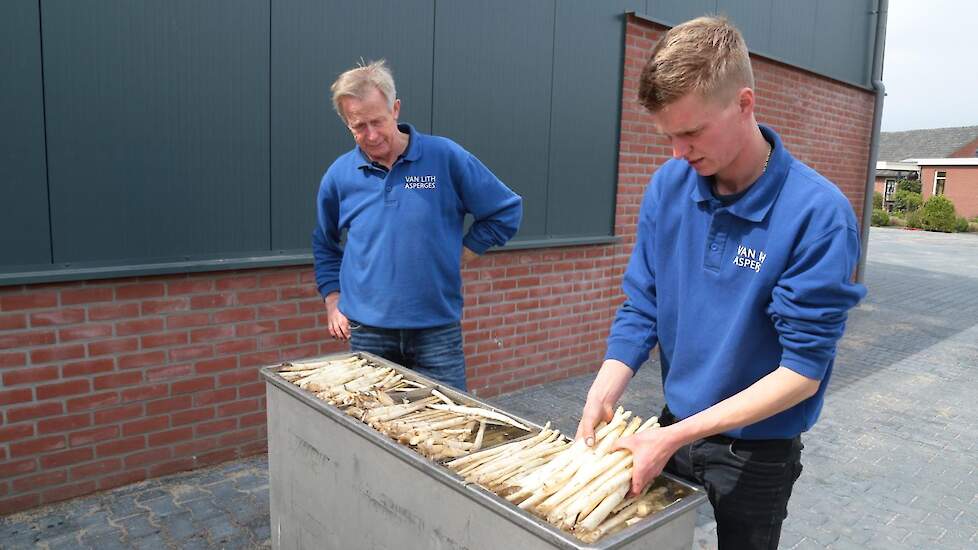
[659,407,804,550]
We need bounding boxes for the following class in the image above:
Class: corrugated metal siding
[270,0,435,250]
[41,0,270,264]
[0,0,51,267]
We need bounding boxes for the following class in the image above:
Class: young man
[575,17,866,549]
[313,60,522,391]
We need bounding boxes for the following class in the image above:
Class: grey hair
[330,59,397,121]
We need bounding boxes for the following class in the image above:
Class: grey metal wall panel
[717,0,773,54]
[769,0,818,68]
[0,0,51,267]
[432,0,555,239]
[270,0,435,250]
[811,0,873,87]
[547,0,642,238]
[42,0,270,264]
[648,0,717,26]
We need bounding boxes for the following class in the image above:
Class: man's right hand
[575,359,634,446]
[323,292,351,340]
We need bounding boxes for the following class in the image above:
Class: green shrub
[893,189,922,214]
[906,210,923,229]
[873,191,883,210]
[919,195,957,232]
[871,208,889,227]
[955,216,970,233]
[897,178,921,194]
[889,214,907,227]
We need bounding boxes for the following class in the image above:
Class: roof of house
[878,125,978,162]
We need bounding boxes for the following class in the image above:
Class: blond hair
[637,17,753,112]
[330,59,397,121]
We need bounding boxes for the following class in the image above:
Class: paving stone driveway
[2,227,976,549]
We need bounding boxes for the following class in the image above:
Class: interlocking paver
[1,227,976,549]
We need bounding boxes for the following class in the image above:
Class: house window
[884,179,897,201]
[934,171,947,196]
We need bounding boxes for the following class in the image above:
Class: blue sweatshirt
[606,126,866,439]
[312,124,522,329]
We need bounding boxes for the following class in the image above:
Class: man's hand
[323,292,350,340]
[462,246,479,264]
[613,426,683,495]
[575,360,634,446]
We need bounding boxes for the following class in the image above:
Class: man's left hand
[462,246,479,263]
[613,426,684,495]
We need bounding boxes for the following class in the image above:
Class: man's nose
[671,139,689,159]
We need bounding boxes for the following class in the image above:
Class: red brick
[10,435,66,457]
[0,292,58,311]
[239,439,268,456]
[194,387,236,406]
[140,332,188,349]
[61,287,113,305]
[259,333,297,348]
[168,344,213,362]
[88,337,139,357]
[115,283,165,300]
[240,350,281,368]
[141,298,189,315]
[280,344,320,361]
[166,312,211,329]
[0,330,56,350]
[196,418,236,437]
[0,458,37,477]
[217,368,258,386]
[0,351,27,368]
[0,388,32,406]
[258,302,297,319]
[148,427,193,446]
[0,423,35,443]
[171,407,215,426]
[239,411,266,427]
[41,480,97,503]
[194,448,238,467]
[123,415,170,436]
[98,469,147,491]
[36,379,91,400]
[218,427,260,446]
[280,286,318,300]
[235,321,276,337]
[7,401,63,423]
[95,436,145,457]
[171,376,214,395]
[93,371,143,390]
[212,307,256,324]
[13,469,67,492]
[259,272,298,287]
[37,413,91,435]
[120,384,168,402]
[0,313,27,330]
[57,324,113,342]
[146,395,192,415]
[70,458,122,480]
[167,279,214,295]
[236,289,277,305]
[125,447,172,468]
[190,293,235,310]
[0,493,40,516]
[62,358,115,377]
[69,426,119,446]
[30,343,85,364]
[173,436,220,456]
[116,318,164,336]
[190,326,234,343]
[93,403,143,425]
[238,382,265,398]
[118,351,166,370]
[217,398,259,417]
[214,338,256,355]
[216,276,258,291]
[148,457,195,477]
[40,447,94,468]
[145,363,193,382]
[67,391,119,413]
[3,365,58,386]
[278,316,316,331]
[88,302,140,321]
[194,357,237,374]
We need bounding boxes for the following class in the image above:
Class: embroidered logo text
[404,175,436,189]
[733,245,766,273]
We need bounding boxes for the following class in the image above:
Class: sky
[880,0,978,131]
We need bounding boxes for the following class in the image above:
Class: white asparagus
[429,404,530,431]
[577,471,632,531]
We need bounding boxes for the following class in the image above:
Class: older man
[575,17,865,549]
[312,60,522,391]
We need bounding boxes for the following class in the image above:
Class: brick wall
[920,166,978,219]
[950,136,978,159]
[0,14,877,514]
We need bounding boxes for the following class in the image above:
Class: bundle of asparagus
[276,355,530,461]
[445,407,681,542]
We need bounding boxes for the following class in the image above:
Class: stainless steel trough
[262,351,706,550]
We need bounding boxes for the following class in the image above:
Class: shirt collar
[356,123,422,169]
[689,125,791,222]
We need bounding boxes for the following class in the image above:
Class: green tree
[893,189,922,213]
[871,208,889,226]
[919,195,957,233]
[873,191,883,210]
[897,178,921,194]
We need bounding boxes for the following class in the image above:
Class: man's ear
[392,98,401,121]
[737,87,755,115]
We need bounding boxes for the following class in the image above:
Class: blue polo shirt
[312,124,522,329]
[606,126,866,439]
